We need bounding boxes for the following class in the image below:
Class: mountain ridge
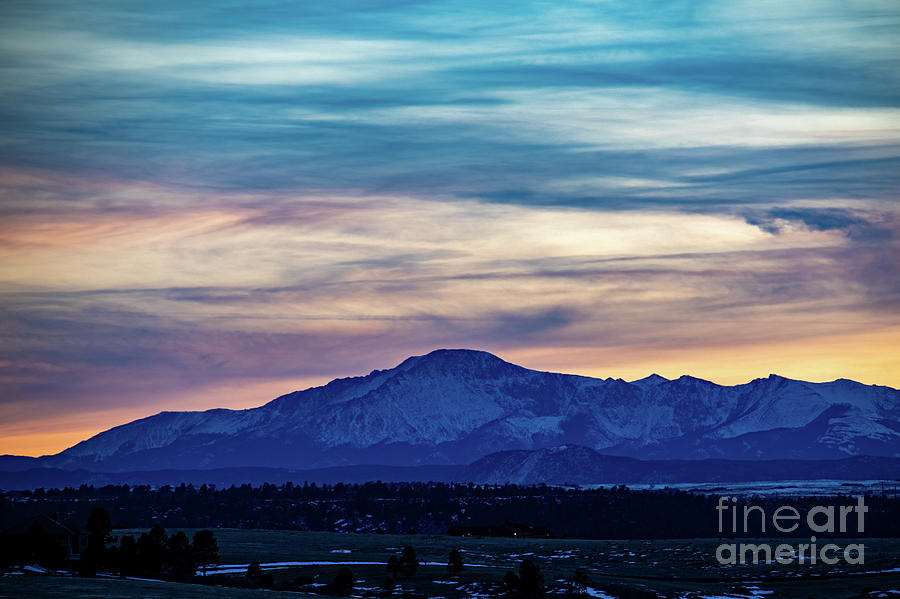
[12,349,900,472]
[464,445,900,485]
[2,451,899,490]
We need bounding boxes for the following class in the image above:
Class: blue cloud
[2,0,900,442]
[1,0,897,211]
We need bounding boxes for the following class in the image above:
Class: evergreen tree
[386,555,402,579]
[191,529,219,575]
[332,566,354,596]
[80,507,111,576]
[117,535,139,577]
[137,524,167,577]
[503,570,520,594]
[400,545,418,576]
[518,559,544,598]
[259,571,274,587]
[447,547,464,574]
[568,568,588,597]
[166,531,195,581]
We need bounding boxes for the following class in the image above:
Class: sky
[1,0,898,457]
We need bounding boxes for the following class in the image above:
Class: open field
[5,528,895,598]
[0,573,322,598]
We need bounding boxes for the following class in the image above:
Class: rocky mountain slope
[27,349,900,472]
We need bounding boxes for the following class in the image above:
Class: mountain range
[3,349,900,484]
[4,451,900,490]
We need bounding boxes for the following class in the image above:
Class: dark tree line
[102,520,219,581]
[1,506,218,580]
[386,545,419,579]
[3,482,899,540]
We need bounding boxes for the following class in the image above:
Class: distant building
[448,521,552,538]
[2,515,89,562]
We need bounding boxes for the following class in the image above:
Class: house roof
[3,514,80,536]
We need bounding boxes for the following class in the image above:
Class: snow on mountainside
[42,349,900,471]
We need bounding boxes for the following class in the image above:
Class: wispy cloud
[1,0,899,454]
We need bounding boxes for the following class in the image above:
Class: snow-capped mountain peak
[44,349,900,471]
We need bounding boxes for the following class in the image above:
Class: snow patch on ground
[22,565,47,573]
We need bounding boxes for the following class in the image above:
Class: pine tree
[81,507,112,576]
[518,559,544,598]
[400,545,418,576]
[117,535,138,577]
[387,555,402,579]
[166,531,195,581]
[191,530,219,575]
[447,547,464,574]
[332,566,354,596]
[137,524,167,577]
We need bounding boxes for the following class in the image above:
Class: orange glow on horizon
[0,375,332,458]
[507,327,900,389]
[4,328,898,458]
[2,431,95,459]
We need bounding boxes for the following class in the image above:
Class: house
[2,515,89,562]
[448,521,552,538]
